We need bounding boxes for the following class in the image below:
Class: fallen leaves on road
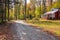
[0,23,13,40]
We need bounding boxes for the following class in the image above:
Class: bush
[33,17,39,20]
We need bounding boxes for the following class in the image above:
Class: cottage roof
[44,9,58,15]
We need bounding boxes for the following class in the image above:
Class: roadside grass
[26,19,60,37]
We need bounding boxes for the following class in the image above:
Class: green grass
[26,19,60,36]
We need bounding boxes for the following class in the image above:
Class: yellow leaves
[27,3,31,8]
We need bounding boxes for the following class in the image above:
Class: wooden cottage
[41,9,60,20]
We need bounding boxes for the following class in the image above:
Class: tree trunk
[43,0,46,13]
[17,4,20,19]
[5,0,6,21]
[50,0,53,8]
[24,0,27,20]
[8,0,10,21]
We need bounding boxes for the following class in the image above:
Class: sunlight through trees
[0,0,60,23]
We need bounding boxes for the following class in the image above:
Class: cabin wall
[55,11,60,19]
[42,11,60,20]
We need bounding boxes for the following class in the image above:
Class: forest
[0,0,60,22]
[0,0,60,40]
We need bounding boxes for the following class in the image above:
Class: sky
[27,0,30,4]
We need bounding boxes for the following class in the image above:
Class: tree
[8,0,10,21]
[42,0,46,13]
[50,0,53,6]
[30,0,37,18]
[50,0,53,10]
[14,1,18,20]
[0,0,6,22]
[35,0,42,18]
[5,0,7,21]
[57,0,60,8]
[24,0,27,20]
[14,0,20,20]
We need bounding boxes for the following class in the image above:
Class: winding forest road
[10,20,57,40]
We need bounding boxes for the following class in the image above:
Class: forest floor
[26,19,60,40]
